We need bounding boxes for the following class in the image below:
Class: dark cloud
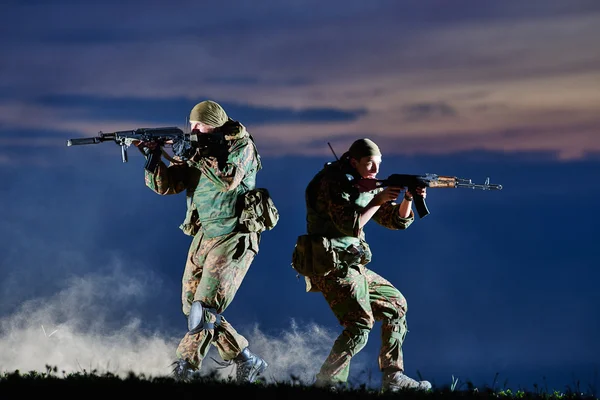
[3,1,599,47]
[401,102,458,122]
[357,120,600,161]
[30,95,366,125]
[209,76,313,87]
[0,128,80,140]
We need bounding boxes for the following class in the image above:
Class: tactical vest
[179,131,261,238]
[292,160,376,277]
[305,160,377,248]
[193,165,256,238]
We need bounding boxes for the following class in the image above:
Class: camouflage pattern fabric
[176,228,259,367]
[311,265,408,383]
[144,121,262,369]
[303,159,414,383]
[305,160,413,241]
[145,121,262,238]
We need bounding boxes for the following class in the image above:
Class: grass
[0,365,597,400]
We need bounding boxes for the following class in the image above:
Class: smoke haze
[0,260,350,385]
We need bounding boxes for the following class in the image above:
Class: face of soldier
[189,121,216,134]
[351,155,382,179]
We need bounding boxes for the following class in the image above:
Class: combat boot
[314,376,342,392]
[171,359,201,382]
[233,347,268,384]
[382,371,432,392]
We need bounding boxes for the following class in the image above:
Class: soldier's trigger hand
[410,186,427,199]
[375,187,401,204]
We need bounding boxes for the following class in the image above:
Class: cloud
[401,102,458,122]
[28,95,366,125]
[1,2,599,161]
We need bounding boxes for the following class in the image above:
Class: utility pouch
[291,234,339,277]
[238,188,280,233]
[179,195,201,236]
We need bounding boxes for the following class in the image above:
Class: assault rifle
[66,127,225,172]
[353,173,503,219]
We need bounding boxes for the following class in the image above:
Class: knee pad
[188,301,222,334]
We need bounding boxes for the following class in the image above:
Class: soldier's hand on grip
[374,186,403,205]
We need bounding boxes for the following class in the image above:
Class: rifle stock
[353,173,503,219]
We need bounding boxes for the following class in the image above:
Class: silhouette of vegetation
[0,365,597,400]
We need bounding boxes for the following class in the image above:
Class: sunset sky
[0,0,598,393]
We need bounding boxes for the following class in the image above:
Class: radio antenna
[327,142,339,160]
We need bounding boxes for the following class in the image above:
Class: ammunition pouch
[179,196,201,236]
[291,235,339,277]
[291,235,372,277]
[237,188,280,233]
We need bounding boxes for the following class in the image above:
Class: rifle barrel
[66,137,102,146]
[455,182,503,190]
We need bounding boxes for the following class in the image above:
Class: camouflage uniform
[304,159,415,385]
[145,121,261,369]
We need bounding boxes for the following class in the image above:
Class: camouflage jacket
[305,159,414,259]
[145,121,261,238]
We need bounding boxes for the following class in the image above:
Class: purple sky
[0,0,598,393]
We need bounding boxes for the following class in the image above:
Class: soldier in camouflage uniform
[300,138,432,392]
[139,100,268,383]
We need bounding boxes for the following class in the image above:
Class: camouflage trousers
[310,264,408,384]
[175,228,260,368]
